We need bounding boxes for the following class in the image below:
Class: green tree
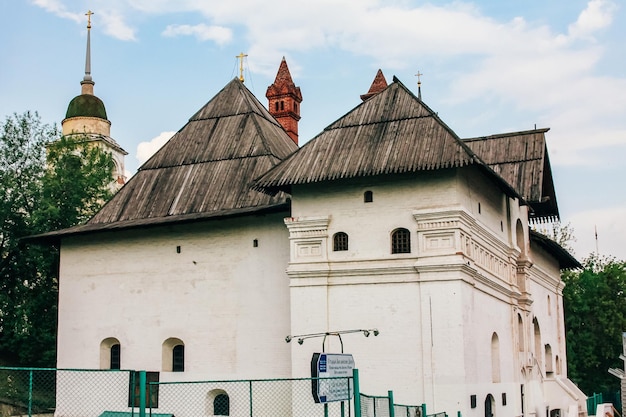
[0,112,115,366]
[562,254,626,395]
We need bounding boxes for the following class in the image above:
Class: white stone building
[37,60,586,417]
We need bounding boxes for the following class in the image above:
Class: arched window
[364,190,373,203]
[391,228,411,254]
[110,344,121,370]
[173,344,185,372]
[545,344,553,374]
[214,393,229,416]
[100,337,121,370]
[333,232,348,251]
[491,333,501,383]
[533,318,542,369]
[275,102,279,112]
[484,394,495,417]
[162,337,185,372]
[280,101,284,111]
[206,390,229,416]
[517,314,524,352]
[547,295,552,316]
[516,219,525,255]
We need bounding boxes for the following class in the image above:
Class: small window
[333,232,349,251]
[294,103,298,112]
[280,101,284,111]
[100,337,121,370]
[162,337,184,372]
[214,393,230,416]
[391,228,411,254]
[275,102,279,112]
[110,344,121,370]
[172,345,184,372]
[364,190,373,203]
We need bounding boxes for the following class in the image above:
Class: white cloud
[162,24,232,45]
[99,10,137,41]
[136,131,175,165]
[31,0,82,22]
[32,0,624,167]
[568,0,617,40]
[32,0,136,40]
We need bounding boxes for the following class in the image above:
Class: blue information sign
[310,353,355,403]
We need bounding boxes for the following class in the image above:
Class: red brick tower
[266,57,302,145]
[360,69,388,101]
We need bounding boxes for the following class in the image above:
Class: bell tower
[62,10,127,187]
[266,57,302,145]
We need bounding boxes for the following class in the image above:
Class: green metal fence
[0,367,439,417]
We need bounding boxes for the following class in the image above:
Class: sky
[1,0,624,261]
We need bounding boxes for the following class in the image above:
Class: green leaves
[563,254,626,394]
[0,112,116,366]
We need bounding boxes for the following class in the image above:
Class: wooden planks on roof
[463,129,559,219]
[254,78,480,193]
[88,78,298,226]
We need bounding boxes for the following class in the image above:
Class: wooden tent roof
[33,78,298,239]
[253,77,521,200]
[463,129,559,220]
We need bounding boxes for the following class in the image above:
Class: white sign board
[310,353,355,403]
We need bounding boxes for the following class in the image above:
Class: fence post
[421,403,427,417]
[353,369,361,417]
[249,380,254,417]
[388,390,395,417]
[139,371,146,417]
[28,369,33,417]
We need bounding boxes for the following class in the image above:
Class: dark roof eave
[24,202,291,245]
[529,229,582,269]
[255,163,527,206]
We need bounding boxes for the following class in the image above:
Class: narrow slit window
[110,343,121,370]
[172,344,184,372]
[364,190,373,203]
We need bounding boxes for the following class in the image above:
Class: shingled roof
[253,77,521,200]
[463,129,559,220]
[34,78,298,239]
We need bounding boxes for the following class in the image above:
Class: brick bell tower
[266,57,302,145]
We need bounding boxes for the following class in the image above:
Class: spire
[266,57,302,145]
[360,69,388,101]
[416,71,423,101]
[81,10,95,95]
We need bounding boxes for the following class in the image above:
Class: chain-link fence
[0,367,436,417]
[0,367,134,417]
[149,377,352,417]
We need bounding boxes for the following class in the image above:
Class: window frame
[333,232,349,251]
[391,228,411,254]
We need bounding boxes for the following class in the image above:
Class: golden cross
[86,10,94,29]
[236,52,248,82]
[415,71,423,85]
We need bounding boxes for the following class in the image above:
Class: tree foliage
[562,254,626,395]
[0,112,114,366]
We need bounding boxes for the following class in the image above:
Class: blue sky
[1,0,624,261]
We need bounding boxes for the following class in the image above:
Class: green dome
[65,94,108,120]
